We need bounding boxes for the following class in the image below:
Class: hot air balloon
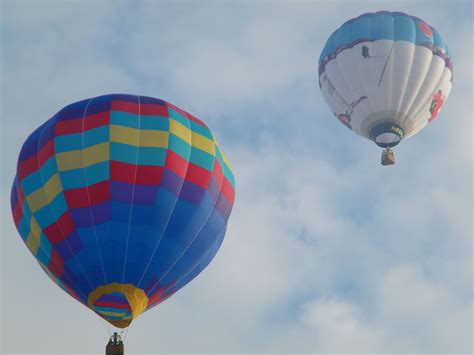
[318,11,453,165]
[10,94,235,350]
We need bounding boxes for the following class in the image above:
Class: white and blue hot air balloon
[318,11,453,165]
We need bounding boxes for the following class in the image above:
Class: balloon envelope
[318,11,453,148]
[11,94,235,328]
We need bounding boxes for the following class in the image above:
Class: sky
[0,0,472,354]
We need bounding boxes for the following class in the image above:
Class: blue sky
[1,0,472,354]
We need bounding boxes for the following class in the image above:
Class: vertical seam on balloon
[331,29,367,127]
[159,221,226,297]
[107,99,114,300]
[142,139,226,296]
[405,58,443,121]
[392,18,416,124]
[147,222,227,304]
[120,95,142,291]
[364,12,377,117]
[32,119,93,301]
[405,67,451,135]
[400,48,434,127]
[377,42,394,88]
[376,15,395,117]
[376,15,395,118]
[134,106,193,289]
[332,57,361,124]
[80,97,110,296]
[332,43,354,108]
[401,26,439,130]
[144,181,226,298]
[404,62,446,132]
[349,18,376,121]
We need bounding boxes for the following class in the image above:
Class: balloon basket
[381,148,395,166]
[106,332,124,355]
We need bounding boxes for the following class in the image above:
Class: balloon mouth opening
[88,283,149,328]
[93,291,134,328]
[370,122,405,148]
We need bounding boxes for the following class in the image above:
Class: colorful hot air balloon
[11,94,235,329]
[318,11,453,165]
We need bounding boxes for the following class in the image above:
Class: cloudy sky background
[1,0,472,354]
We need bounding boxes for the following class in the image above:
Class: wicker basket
[106,341,124,355]
[381,148,395,166]
[106,333,124,355]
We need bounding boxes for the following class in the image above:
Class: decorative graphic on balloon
[429,89,446,122]
[337,96,368,130]
[318,11,453,165]
[418,21,433,38]
[11,94,235,328]
[361,45,376,59]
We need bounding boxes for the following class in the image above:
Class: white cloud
[374,264,472,352]
[300,298,383,352]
